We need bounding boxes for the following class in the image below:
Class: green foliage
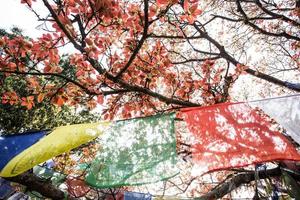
[0,102,100,134]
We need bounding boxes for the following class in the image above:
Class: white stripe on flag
[249,94,300,145]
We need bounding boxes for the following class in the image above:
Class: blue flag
[0,178,14,199]
[0,131,46,170]
[124,191,152,200]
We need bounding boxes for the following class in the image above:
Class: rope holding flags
[0,94,299,193]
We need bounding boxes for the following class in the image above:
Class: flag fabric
[153,196,192,200]
[249,94,300,145]
[66,178,90,198]
[124,191,152,200]
[85,113,178,188]
[1,94,299,190]
[7,192,30,200]
[0,131,45,170]
[0,178,15,199]
[105,192,124,200]
[180,102,300,175]
[0,122,109,177]
[104,191,152,200]
[33,165,66,186]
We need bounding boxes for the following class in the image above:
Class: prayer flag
[249,94,300,145]
[7,192,30,200]
[0,122,109,177]
[124,191,152,200]
[66,178,90,198]
[180,102,300,175]
[153,196,192,200]
[0,131,45,170]
[86,113,178,188]
[105,192,124,200]
[0,178,15,199]
[33,165,66,186]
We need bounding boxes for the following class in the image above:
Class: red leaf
[157,0,178,6]
[37,93,45,103]
[21,96,34,110]
[56,96,65,106]
[97,95,104,104]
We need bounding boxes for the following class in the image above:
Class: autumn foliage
[1,0,300,198]
[1,0,299,121]
[0,0,238,120]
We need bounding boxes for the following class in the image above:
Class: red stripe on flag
[180,102,300,174]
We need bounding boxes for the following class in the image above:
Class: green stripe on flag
[85,113,179,188]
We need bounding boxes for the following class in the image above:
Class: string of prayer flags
[180,102,300,175]
[0,131,45,170]
[249,94,300,145]
[0,122,109,177]
[1,93,300,191]
[124,191,152,200]
[86,113,179,188]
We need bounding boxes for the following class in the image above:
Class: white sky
[0,0,47,38]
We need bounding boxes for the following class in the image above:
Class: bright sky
[0,0,46,38]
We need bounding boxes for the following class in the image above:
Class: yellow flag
[0,122,110,177]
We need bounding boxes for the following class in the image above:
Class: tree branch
[5,171,68,200]
[42,0,83,51]
[235,0,300,41]
[114,0,149,79]
[0,70,98,95]
[254,0,300,27]
[86,58,200,106]
[192,24,300,92]
[197,167,294,199]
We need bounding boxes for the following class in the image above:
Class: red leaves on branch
[51,91,69,107]
[2,92,19,105]
[97,95,104,104]
[157,0,178,6]
[181,1,202,24]
[2,0,233,119]
[7,62,17,71]
[21,96,35,110]
[37,93,45,103]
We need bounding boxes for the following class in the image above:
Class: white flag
[249,94,300,145]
